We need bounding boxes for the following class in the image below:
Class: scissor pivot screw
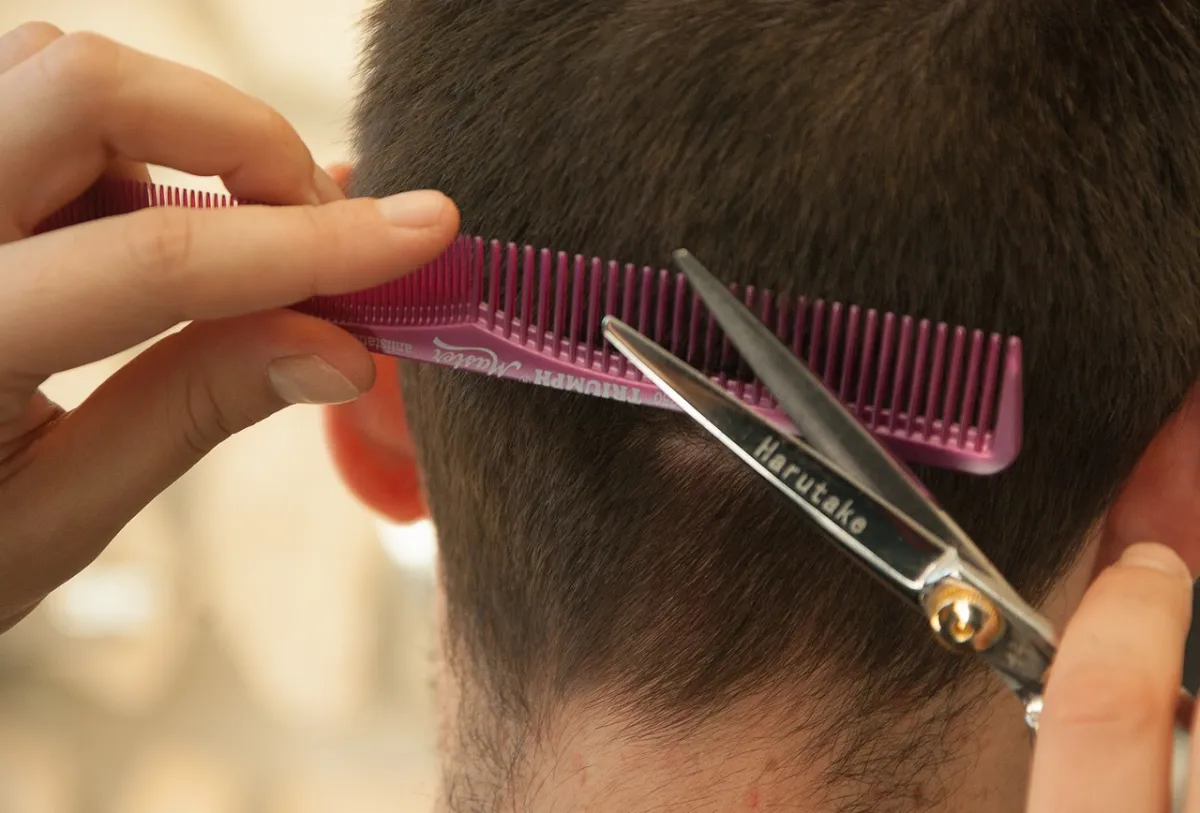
[924,583,1005,653]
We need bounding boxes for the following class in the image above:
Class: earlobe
[1101,382,1200,576]
[324,355,429,525]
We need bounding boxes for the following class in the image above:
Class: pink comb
[38,179,1022,475]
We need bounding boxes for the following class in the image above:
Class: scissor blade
[672,249,1003,582]
[602,316,955,603]
[605,315,1060,707]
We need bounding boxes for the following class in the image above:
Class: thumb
[0,309,371,612]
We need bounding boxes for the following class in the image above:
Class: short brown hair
[353,0,1200,807]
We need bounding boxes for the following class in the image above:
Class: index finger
[1027,542,1193,813]
[0,32,336,235]
[0,191,459,382]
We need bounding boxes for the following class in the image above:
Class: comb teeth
[32,179,241,234]
[37,178,1023,474]
[298,235,1022,472]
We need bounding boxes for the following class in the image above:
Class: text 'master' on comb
[37,178,1023,475]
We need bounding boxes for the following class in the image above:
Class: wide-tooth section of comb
[295,236,1023,475]
[37,178,1022,475]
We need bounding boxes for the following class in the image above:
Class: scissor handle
[1172,722,1191,813]
[1170,692,1193,813]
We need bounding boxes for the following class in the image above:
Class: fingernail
[313,166,346,203]
[378,190,447,228]
[268,355,363,405]
[1118,542,1191,582]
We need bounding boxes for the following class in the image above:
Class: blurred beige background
[0,3,442,812]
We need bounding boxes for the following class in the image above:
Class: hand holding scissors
[603,250,1195,813]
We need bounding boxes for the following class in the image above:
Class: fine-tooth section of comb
[37,177,1023,475]
[32,178,244,234]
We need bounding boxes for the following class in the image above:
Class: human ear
[1099,382,1200,576]
[324,355,429,524]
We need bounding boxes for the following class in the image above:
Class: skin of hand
[0,22,459,633]
[1027,540,1196,813]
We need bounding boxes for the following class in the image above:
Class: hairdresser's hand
[1026,542,1196,812]
[0,23,459,633]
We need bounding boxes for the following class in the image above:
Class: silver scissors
[601,249,1193,811]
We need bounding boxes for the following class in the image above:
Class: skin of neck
[431,541,1097,813]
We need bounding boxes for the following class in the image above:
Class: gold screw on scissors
[923,582,1006,653]
[600,248,1193,813]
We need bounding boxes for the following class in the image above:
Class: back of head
[353,0,1200,808]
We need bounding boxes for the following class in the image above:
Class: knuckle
[254,104,296,142]
[246,104,314,186]
[254,105,306,161]
[37,31,121,102]
[293,204,345,289]
[125,208,196,294]
[179,365,247,458]
[1043,666,1172,737]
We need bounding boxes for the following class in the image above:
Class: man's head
[329,1,1200,810]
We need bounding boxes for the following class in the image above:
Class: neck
[430,529,1097,813]
[436,673,1034,813]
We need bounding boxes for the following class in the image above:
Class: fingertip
[313,165,347,204]
[268,355,363,405]
[441,193,461,233]
[417,192,460,248]
[12,20,66,41]
[1116,542,1192,584]
[0,21,65,72]
[347,344,379,394]
[323,163,355,195]
[214,110,323,207]
[290,316,378,395]
[367,191,460,277]
[378,190,458,231]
